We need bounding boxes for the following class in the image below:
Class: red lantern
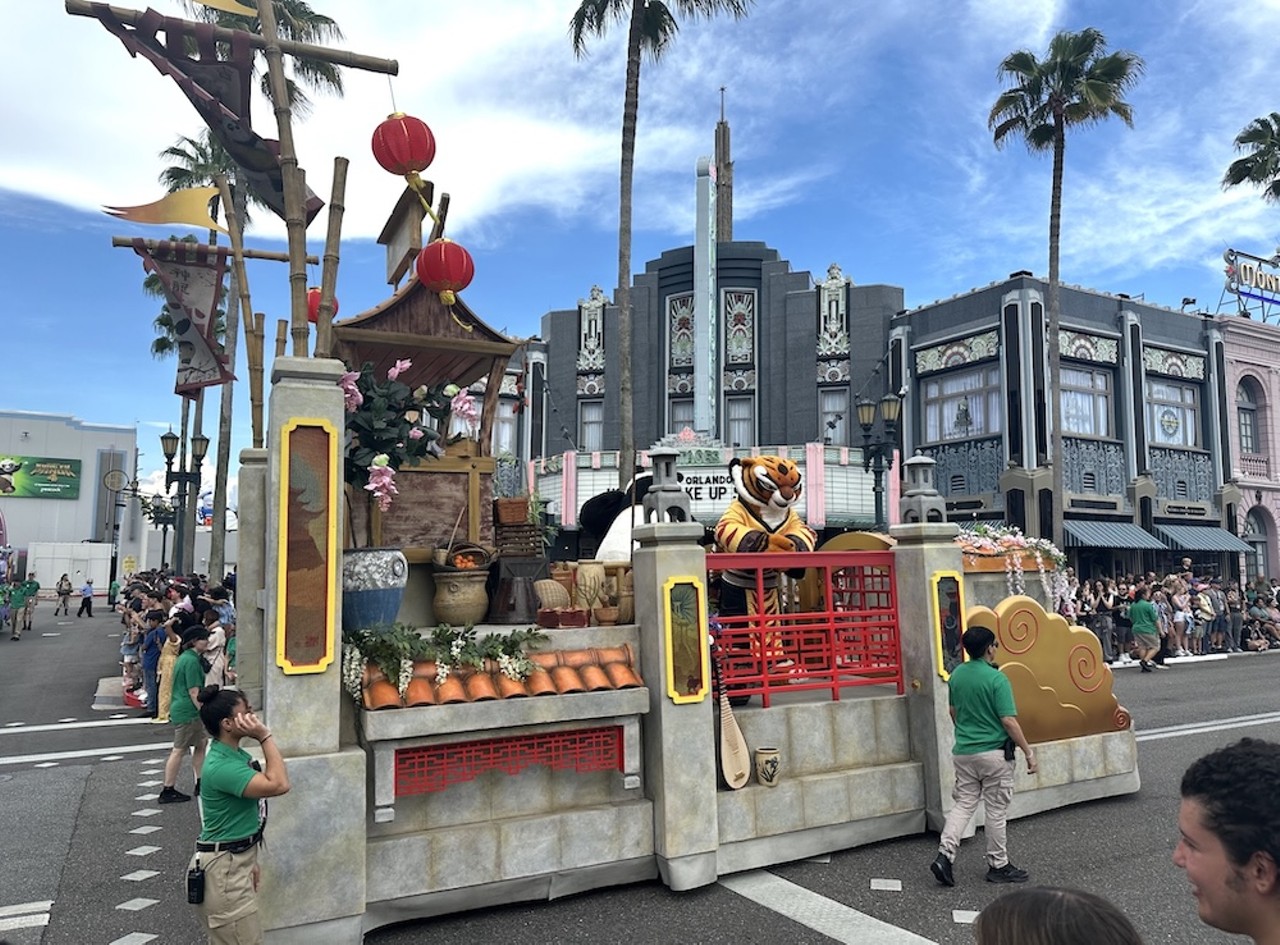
[415,239,474,306]
[306,286,338,324]
[371,112,436,176]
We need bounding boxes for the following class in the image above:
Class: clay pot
[550,566,576,602]
[536,608,560,629]
[593,605,619,626]
[617,591,634,624]
[342,548,408,634]
[433,569,491,626]
[403,677,437,707]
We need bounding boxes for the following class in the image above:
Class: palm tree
[570,0,753,488]
[1224,113,1280,203]
[989,28,1143,550]
[181,0,344,118]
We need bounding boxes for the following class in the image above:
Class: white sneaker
[1118,654,1133,664]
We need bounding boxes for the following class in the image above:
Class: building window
[1060,365,1111,438]
[579,400,603,452]
[820,388,848,445]
[1147,379,1199,448]
[492,399,517,456]
[726,395,755,448]
[669,398,694,434]
[923,366,1001,443]
[1238,380,1259,454]
[1246,507,1269,583]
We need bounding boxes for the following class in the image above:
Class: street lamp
[857,392,902,532]
[161,429,209,576]
[151,499,177,571]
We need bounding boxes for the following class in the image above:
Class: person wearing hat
[76,577,94,618]
[159,621,211,804]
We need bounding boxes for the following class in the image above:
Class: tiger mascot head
[729,456,802,528]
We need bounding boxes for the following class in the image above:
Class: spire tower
[715,86,733,242]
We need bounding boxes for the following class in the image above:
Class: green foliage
[340,362,455,488]
[343,623,547,685]
[1224,113,1280,204]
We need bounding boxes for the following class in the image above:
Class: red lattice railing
[395,726,624,796]
[706,550,902,707]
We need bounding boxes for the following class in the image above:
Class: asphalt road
[0,603,1274,944]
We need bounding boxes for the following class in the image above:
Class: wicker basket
[534,579,571,610]
[494,497,530,526]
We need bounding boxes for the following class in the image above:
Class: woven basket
[534,578,571,610]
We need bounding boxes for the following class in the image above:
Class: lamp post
[857,392,902,532]
[152,499,176,572]
[161,429,209,576]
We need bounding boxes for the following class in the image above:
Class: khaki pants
[192,845,262,945]
[937,749,1015,869]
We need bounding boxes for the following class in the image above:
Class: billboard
[0,457,82,500]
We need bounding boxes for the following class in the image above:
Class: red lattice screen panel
[395,726,624,796]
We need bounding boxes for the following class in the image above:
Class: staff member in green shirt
[930,625,1038,887]
[1129,584,1164,673]
[190,686,290,944]
[159,623,211,804]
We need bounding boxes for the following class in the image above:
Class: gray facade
[536,243,904,458]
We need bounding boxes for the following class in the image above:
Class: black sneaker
[157,786,191,804]
[930,853,955,886]
[1139,661,1153,673]
[986,863,1029,884]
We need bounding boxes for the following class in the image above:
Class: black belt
[196,830,262,854]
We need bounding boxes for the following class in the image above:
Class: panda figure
[0,458,23,494]
[580,470,708,562]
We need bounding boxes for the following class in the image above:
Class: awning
[1063,520,1166,550]
[1152,524,1253,554]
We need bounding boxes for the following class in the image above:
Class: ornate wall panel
[817,263,851,358]
[667,373,694,394]
[920,437,1003,497]
[1059,330,1119,364]
[1149,447,1214,502]
[1143,347,1206,380]
[816,360,850,384]
[1062,438,1126,495]
[915,330,1000,375]
[577,373,605,397]
[722,369,756,391]
[577,285,606,373]
[668,293,695,369]
[723,290,756,365]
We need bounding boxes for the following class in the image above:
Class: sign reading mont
[0,457,82,499]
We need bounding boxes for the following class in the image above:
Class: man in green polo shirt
[159,623,210,804]
[8,578,30,641]
[19,573,39,636]
[930,625,1038,887]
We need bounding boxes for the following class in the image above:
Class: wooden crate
[496,523,543,557]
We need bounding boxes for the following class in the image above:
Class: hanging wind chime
[371,112,475,330]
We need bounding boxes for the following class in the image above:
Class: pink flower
[387,358,412,381]
[338,372,364,413]
[408,427,425,440]
[364,464,398,512]
[451,389,479,424]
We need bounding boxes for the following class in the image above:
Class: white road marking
[0,717,151,736]
[110,714,128,719]
[129,825,162,835]
[57,718,76,723]
[121,870,161,882]
[109,933,158,945]
[0,913,49,932]
[137,780,162,787]
[101,755,124,762]
[126,846,161,857]
[142,758,166,765]
[140,768,162,775]
[131,809,161,818]
[3,722,24,728]
[0,742,171,766]
[134,794,158,802]
[870,878,902,891]
[115,898,159,911]
[953,910,980,924]
[0,901,52,919]
[1136,711,1280,743]
[720,871,935,944]
[33,762,58,768]
[41,632,60,637]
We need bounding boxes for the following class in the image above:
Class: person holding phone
[189,687,291,944]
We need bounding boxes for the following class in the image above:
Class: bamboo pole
[275,319,289,359]
[250,312,265,448]
[255,0,310,358]
[213,175,258,452]
[428,193,451,243]
[111,236,317,265]
[64,1,398,74]
[314,156,348,359]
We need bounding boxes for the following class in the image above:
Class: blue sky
[4,0,1280,503]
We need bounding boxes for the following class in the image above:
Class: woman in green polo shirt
[191,686,291,944]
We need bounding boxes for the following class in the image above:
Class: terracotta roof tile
[362,645,642,710]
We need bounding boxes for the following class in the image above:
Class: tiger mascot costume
[714,457,816,676]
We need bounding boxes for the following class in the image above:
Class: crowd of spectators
[1062,561,1280,668]
[115,569,237,718]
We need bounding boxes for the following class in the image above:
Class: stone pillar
[235,448,267,711]
[632,521,718,891]
[890,520,963,832]
[258,357,367,944]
